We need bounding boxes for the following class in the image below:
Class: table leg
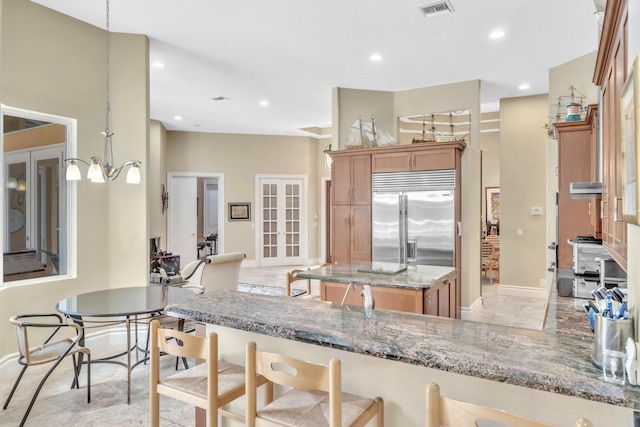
[70,315,85,389]
[126,316,131,405]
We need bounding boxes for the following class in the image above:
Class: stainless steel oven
[567,236,608,275]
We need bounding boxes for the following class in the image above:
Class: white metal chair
[425,383,593,427]
[245,340,384,426]
[3,313,91,427]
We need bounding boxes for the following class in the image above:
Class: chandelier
[65,0,141,184]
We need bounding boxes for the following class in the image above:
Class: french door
[258,176,305,266]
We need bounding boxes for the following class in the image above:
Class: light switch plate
[530,207,543,216]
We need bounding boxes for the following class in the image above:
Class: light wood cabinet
[593,0,628,271]
[371,146,457,173]
[331,153,372,262]
[554,106,600,269]
[319,274,458,318]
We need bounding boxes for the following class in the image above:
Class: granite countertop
[167,288,640,410]
[294,261,457,290]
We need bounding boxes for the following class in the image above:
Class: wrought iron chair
[3,313,91,427]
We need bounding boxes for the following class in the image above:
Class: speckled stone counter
[294,261,457,289]
[166,288,640,412]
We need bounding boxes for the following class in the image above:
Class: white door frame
[254,174,308,267]
[167,172,225,259]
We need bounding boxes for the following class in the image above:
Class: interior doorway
[168,172,224,268]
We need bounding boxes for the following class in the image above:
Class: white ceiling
[33,0,600,137]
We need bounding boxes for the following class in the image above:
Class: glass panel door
[259,177,304,266]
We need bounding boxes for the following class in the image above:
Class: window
[2,106,74,283]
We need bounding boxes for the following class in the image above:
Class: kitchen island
[295,261,459,317]
[167,289,638,426]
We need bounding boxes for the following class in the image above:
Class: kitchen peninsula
[295,261,460,317]
[166,289,637,425]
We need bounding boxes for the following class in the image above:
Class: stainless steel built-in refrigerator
[372,170,456,266]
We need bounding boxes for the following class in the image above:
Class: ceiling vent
[418,0,454,18]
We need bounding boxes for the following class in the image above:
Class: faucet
[360,285,375,317]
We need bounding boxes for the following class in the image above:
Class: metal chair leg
[3,365,27,410]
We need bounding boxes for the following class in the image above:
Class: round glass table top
[56,286,196,318]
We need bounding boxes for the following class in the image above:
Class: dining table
[56,285,196,403]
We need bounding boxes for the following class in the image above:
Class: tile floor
[0,265,547,426]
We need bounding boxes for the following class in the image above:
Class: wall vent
[418,0,454,18]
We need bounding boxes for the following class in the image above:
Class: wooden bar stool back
[150,320,267,427]
[425,383,593,427]
[245,340,384,427]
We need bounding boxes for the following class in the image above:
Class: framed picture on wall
[229,202,251,221]
[485,187,500,225]
[621,53,640,225]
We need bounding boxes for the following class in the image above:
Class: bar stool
[425,383,593,427]
[285,263,330,297]
[149,320,271,427]
[245,341,384,426]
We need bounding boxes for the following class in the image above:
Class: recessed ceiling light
[152,62,165,68]
[369,54,383,62]
[259,100,269,107]
[489,29,505,39]
[174,115,183,120]
[518,83,531,90]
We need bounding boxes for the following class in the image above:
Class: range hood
[569,182,602,199]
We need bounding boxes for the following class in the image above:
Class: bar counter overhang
[166,288,637,425]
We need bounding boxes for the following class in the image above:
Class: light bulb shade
[66,162,82,181]
[87,161,103,180]
[126,164,141,184]
[16,179,27,192]
[6,177,17,189]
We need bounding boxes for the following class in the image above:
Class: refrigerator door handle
[399,194,407,264]
[457,221,462,236]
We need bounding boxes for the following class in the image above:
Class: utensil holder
[592,314,634,369]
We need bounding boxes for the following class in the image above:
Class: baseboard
[498,284,547,300]
[461,296,483,320]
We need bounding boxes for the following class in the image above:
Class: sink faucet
[360,285,375,317]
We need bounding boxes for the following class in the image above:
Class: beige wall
[499,95,548,288]
[480,130,500,228]
[165,131,323,262]
[148,120,167,248]
[0,0,149,356]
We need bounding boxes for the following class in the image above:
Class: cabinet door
[331,205,351,263]
[351,154,371,205]
[425,283,439,316]
[350,204,371,261]
[332,156,351,205]
[438,280,450,318]
[412,149,456,171]
[372,152,411,173]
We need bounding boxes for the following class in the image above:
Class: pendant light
[65,0,142,184]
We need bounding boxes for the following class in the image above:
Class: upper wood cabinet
[331,152,372,262]
[593,0,628,271]
[332,154,371,206]
[372,146,458,173]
